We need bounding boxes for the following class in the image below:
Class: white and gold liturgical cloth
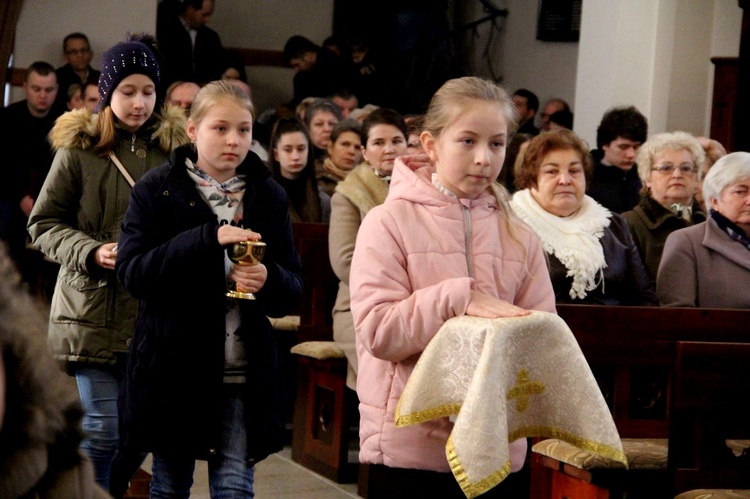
[395,311,626,498]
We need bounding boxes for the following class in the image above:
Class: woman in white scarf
[510,129,656,305]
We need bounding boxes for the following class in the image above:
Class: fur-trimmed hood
[48,104,190,154]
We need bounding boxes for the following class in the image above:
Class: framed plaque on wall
[537,0,582,42]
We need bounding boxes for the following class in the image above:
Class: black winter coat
[115,146,302,464]
[548,213,658,306]
[587,149,642,214]
[156,9,226,86]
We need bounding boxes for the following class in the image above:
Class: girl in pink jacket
[349,76,557,497]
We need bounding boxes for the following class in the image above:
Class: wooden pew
[531,305,750,499]
[670,341,750,497]
[288,222,358,484]
[291,222,339,343]
[284,243,750,496]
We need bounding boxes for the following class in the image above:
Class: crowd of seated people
[405,114,424,155]
[4,11,749,498]
[657,151,750,308]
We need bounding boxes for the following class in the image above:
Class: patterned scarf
[185,157,248,383]
[669,203,693,222]
[185,158,246,211]
[712,210,750,251]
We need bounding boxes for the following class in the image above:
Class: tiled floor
[140,446,360,498]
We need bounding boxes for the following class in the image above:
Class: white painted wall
[574,0,668,147]
[712,0,743,56]
[454,0,579,128]
[650,0,678,135]
[574,0,742,147]
[667,1,713,135]
[11,0,156,102]
[212,0,333,113]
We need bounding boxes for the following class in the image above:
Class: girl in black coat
[116,80,302,496]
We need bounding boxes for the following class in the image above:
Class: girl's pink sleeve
[349,208,473,362]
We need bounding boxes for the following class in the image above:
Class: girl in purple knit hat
[28,33,189,494]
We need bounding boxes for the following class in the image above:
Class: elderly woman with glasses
[622,132,706,283]
[657,152,750,308]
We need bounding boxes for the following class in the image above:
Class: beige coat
[328,164,389,389]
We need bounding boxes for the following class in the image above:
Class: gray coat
[657,217,750,308]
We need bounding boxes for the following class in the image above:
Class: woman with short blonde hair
[622,131,706,282]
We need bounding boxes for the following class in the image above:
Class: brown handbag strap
[108,152,136,187]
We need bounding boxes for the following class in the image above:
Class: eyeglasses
[651,164,696,175]
[65,48,91,56]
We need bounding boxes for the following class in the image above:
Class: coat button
[208,448,217,456]
[162,190,169,196]
[126,338,132,347]
[189,201,196,207]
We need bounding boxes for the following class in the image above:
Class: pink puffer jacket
[350,157,556,473]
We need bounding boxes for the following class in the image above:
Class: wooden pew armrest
[291,341,346,360]
[532,438,668,471]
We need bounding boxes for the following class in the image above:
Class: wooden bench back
[291,222,339,344]
[669,340,750,494]
[556,305,750,439]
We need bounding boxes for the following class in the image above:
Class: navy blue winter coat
[116,145,302,463]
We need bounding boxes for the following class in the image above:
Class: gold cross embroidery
[507,369,545,412]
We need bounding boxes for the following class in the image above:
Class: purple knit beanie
[98,33,161,108]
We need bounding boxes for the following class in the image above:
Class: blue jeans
[150,384,255,498]
[74,364,121,490]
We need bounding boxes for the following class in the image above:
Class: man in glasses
[53,32,100,113]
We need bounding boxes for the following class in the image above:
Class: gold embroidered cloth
[395,312,626,498]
